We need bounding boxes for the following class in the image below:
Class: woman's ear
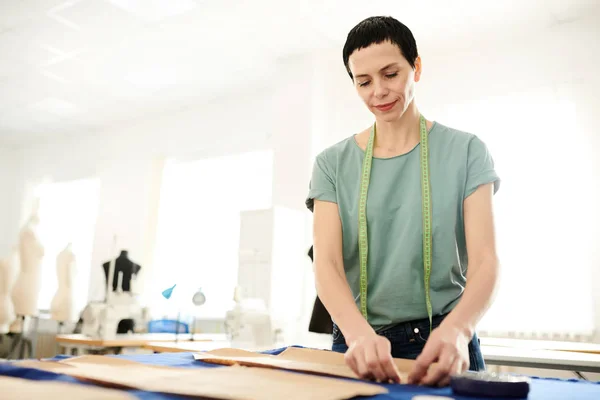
[414,56,422,82]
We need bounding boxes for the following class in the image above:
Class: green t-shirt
[306,121,500,329]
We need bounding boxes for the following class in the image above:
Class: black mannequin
[102,250,141,293]
[101,250,141,334]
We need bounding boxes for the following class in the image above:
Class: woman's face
[348,41,421,122]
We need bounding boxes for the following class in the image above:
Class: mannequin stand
[5,315,40,359]
[29,315,39,358]
[0,333,18,359]
[55,321,64,356]
[1,321,29,359]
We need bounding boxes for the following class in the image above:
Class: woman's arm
[441,182,500,337]
[312,200,373,342]
[408,182,500,386]
[313,199,402,382]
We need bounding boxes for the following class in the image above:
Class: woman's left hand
[407,323,470,387]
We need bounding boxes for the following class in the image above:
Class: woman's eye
[359,81,371,87]
[386,73,398,79]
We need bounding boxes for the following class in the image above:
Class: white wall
[0,147,11,254]
[0,146,23,257]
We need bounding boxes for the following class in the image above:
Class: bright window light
[437,86,595,337]
[35,178,100,315]
[150,150,273,319]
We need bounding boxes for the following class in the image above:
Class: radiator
[28,316,74,359]
[478,329,596,343]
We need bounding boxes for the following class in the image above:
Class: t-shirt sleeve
[464,136,500,198]
[305,151,337,212]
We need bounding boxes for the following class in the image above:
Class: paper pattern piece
[16,355,387,400]
[0,375,135,399]
[193,346,422,382]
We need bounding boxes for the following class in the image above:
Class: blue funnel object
[162,284,176,299]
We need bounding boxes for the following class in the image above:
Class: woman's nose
[373,80,389,99]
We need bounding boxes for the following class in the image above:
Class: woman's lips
[374,100,397,112]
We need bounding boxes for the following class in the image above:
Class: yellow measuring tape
[358,114,433,331]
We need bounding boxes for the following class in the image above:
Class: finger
[407,340,441,384]
[344,348,360,378]
[437,357,463,387]
[376,340,402,383]
[353,347,373,380]
[438,374,452,388]
[455,356,468,376]
[421,350,456,386]
[364,343,387,382]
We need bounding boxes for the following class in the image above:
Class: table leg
[574,371,588,380]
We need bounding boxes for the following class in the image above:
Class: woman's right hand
[344,333,403,383]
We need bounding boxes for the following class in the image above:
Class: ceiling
[0,0,598,147]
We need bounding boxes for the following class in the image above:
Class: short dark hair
[342,16,419,79]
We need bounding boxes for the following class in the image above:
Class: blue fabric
[1,347,599,400]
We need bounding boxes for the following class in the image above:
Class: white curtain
[436,85,596,338]
[150,150,273,319]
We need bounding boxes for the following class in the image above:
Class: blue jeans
[331,313,486,371]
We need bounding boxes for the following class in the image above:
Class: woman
[306,16,501,387]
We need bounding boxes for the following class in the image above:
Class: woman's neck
[374,102,420,152]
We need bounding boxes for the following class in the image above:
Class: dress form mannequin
[102,250,141,293]
[50,243,77,322]
[12,211,45,317]
[0,248,18,333]
[102,250,141,334]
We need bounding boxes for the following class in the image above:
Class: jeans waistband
[333,313,450,345]
[377,313,449,336]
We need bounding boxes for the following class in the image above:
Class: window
[436,86,595,338]
[150,150,273,319]
[35,178,100,315]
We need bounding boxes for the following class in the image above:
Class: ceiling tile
[50,0,145,51]
[0,30,56,71]
[54,0,142,33]
[546,0,600,23]
[106,0,199,22]
[41,56,87,85]
[0,0,66,31]
[29,97,79,117]
[0,68,68,114]
[0,104,62,132]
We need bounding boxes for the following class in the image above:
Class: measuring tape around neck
[358,114,433,331]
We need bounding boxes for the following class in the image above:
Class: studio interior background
[0,0,599,380]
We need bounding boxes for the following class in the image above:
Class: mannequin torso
[50,244,76,322]
[12,215,45,316]
[101,250,142,334]
[102,251,141,293]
